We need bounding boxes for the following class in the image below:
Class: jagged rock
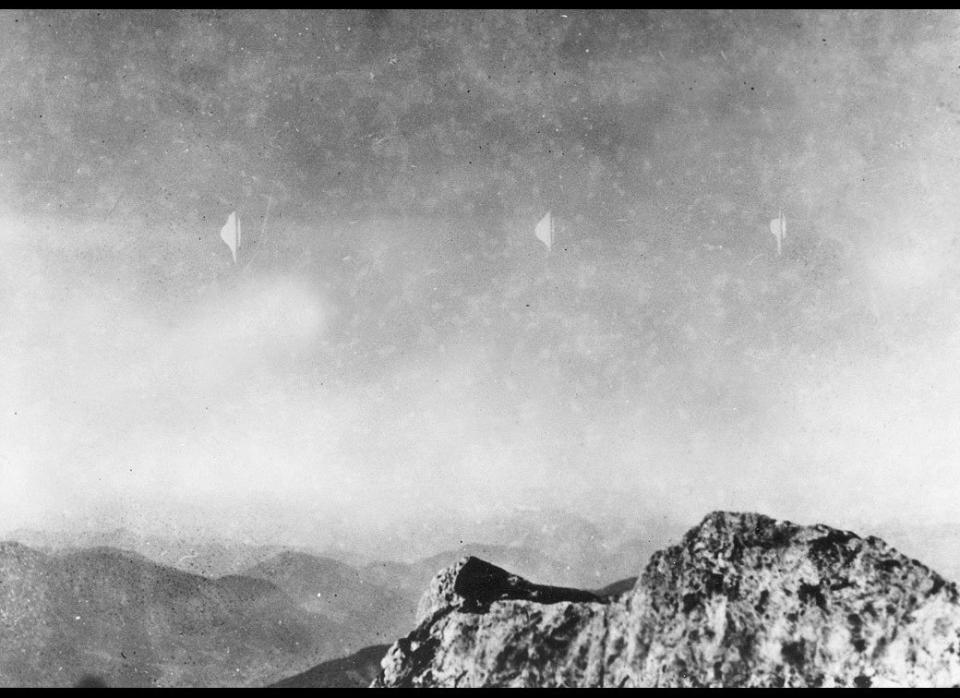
[373,511,960,687]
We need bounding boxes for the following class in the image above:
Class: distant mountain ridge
[3,527,291,578]
[374,512,960,688]
[242,551,413,646]
[0,542,353,687]
[3,508,682,587]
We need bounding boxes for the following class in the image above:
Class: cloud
[789,329,960,523]
[0,208,333,524]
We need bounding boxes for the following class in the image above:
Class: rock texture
[373,511,960,688]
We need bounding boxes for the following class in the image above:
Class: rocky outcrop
[373,511,960,687]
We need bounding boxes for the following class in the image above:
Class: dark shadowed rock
[270,644,390,688]
[374,511,960,688]
[591,576,637,600]
[453,557,602,609]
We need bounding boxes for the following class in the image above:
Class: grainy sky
[3,10,960,546]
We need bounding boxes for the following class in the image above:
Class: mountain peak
[647,509,951,605]
[376,512,960,687]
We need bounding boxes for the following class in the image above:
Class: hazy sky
[3,10,960,546]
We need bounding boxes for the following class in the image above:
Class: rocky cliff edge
[373,511,960,688]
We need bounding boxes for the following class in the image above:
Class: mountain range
[7,510,960,687]
[0,542,355,687]
[0,521,657,687]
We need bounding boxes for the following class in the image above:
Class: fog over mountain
[3,10,960,550]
